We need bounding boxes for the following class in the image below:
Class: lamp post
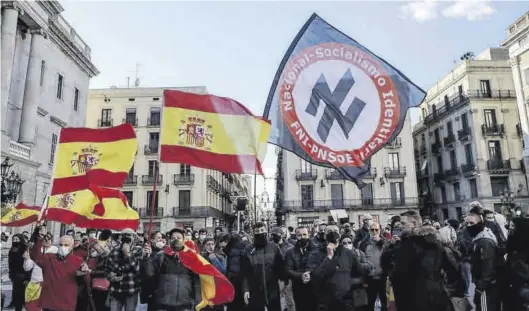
[1,157,24,205]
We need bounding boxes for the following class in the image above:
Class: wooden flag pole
[253,170,257,224]
[147,162,158,246]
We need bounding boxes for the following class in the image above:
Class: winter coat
[285,241,317,285]
[456,228,473,262]
[8,242,29,282]
[361,238,385,279]
[278,241,293,258]
[224,239,247,283]
[241,242,286,310]
[485,220,507,257]
[307,243,371,307]
[391,226,455,311]
[471,227,498,292]
[353,226,370,248]
[443,245,467,298]
[143,252,201,309]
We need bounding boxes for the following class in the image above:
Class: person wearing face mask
[196,228,208,252]
[141,231,166,311]
[465,205,501,311]
[217,233,247,311]
[104,229,143,311]
[7,234,30,311]
[271,227,294,311]
[360,222,387,311]
[30,226,90,311]
[241,222,286,311]
[307,223,371,311]
[312,223,327,246]
[202,237,226,274]
[353,214,374,248]
[143,228,202,311]
[285,227,317,311]
[85,241,110,311]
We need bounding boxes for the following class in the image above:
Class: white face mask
[199,235,206,240]
[344,244,353,250]
[89,233,97,239]
[90,250,99,257]
[58,246,71,257]
[155,241,166,249]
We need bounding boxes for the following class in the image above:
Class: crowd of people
[3,200,529,311]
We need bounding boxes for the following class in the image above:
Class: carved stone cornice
[50,115,67,127]
[29,28,48,39]
[510,57,519,67]
[2,1,25,15]
[38,0,64,16]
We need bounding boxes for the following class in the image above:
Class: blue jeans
[461,262,472,296]
[109,294,138,311]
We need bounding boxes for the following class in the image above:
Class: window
[437,155,443,173]
[128,98,135,102]
[153,97,160,101]
[453,182,461,200]
[148,160,158,176]
[422,107,427,119]
[301,185,314,208]
[179,190,191,209]
[149,132,160,151]
[149,107,161,126]
[464,144,473,165]
[73,88,79,111]
[388,153,400,169]
[123,191,133,207]
[461,113,469,129]
[146,191,159,209]
[56,74,64,99]
[444,95,449,105]
[458,85,463,96]
[449,150,457,168]
[331,184,343,207]
[49,134,57,164]
[390,182,405,205]
[488,141,502,162]
[180,164,191,176]
[469,179,478,198]
[447,121,453,135]
[361,183,373,205]
[440,185,447,203]
[455,207,463,220]
[490,177,509,196]
[101,109,112,126]
[480,80,491,97]
[484,109,497,127]
[40,60,46,86]
[434,128,440,143]
[125,108,136,125]
[300,159,312,172]
[442,209,449,220]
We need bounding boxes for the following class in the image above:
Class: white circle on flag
[292,60,381,151]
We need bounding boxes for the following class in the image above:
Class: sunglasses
[342,241,352,245]
[370,229,380,232]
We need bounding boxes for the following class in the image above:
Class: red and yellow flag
[166,245,234,310]
[160,90,270,174]
[50,124,137,195]
[1,203,40,227]
[46,185,139,230]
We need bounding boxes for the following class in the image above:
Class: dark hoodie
[390,226,455,311]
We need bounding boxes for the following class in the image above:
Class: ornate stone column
[510,56,529,182]
[1,3,22,133]
[19,29,47,144]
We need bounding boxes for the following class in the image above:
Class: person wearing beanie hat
[465,204,501,311]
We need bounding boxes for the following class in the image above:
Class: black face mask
[272,234,282,244]
[392,228,403,238]
[344,228,351,234]
[254,233,267,247]
[170,239,183,250]
[317,232,325,242]
[467,222,485,237]
[297,238,309,248]
[11,241,20,248]
[325,232,340,244]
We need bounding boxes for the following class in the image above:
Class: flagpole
[147,163,158,246]
[253,170,257,224]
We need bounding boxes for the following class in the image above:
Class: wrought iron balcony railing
[457,127,472,141]
[138,208,164,217]
[122,117,138,127]
[173,174,195,185]
[278,197,420,212]
[443,134,456,147]
[98,119,113,127]
[384,166,406,178]
[487,160,511,174]
[295,169,317,181]
[123,175,137,185]
[142,174,163,185]
[482,124,505,137]
[144,145,159,155]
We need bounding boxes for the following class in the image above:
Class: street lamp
[1,157,24,204]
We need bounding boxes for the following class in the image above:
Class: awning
[329,209,349,221]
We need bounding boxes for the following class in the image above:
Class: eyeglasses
[342,241,352,245]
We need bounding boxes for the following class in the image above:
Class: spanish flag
[164,245,234,310]
[1,203,40,227]
[50,124,137,195]
[160,90,270,174]
[46,185,139,230]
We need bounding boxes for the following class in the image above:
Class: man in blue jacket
[202,237,226,274]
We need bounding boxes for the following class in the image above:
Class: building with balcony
[275,116,419,228]
[502,11,529,183]
[86,87,251,233]
[412,47,529,222]
[0,1,99,235]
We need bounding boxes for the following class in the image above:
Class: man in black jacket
[308,223,371,311]
[466,205,500,311]
[219,233,247,311]
[353,214,373,248]
[242,222,286,311]
[143,228,201,311]
[285,227,317,311]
